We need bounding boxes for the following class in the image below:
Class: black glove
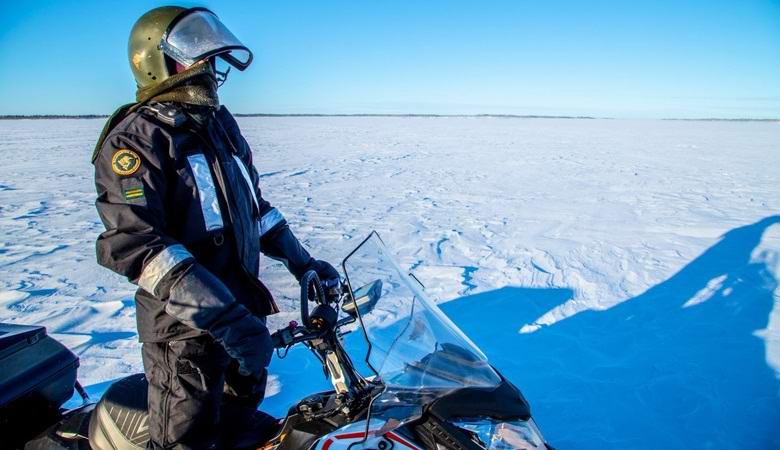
[308,259,341,302]
[210,308,273,379]
[166,263,273,380]
[309,259,340,286]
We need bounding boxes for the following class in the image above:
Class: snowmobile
[2,232,552,450]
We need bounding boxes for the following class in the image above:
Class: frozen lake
[1,117,778,448]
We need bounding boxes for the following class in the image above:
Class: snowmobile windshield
[342,232,501,432]
[161,8,253,70]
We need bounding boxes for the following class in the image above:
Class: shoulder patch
[120,178,147,206]
[111,149,142,176]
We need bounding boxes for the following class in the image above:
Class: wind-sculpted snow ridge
[1,117,778,448]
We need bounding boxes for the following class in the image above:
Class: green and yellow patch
[120,178,147,206]
[123,187,145,200]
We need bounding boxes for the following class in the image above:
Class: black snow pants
[142,335,268,450]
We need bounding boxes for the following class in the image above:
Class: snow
[1,117,779,448]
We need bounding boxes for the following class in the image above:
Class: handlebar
[272,270,346,349]
[271,269,367,401]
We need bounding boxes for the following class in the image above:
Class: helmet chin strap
[207,56,231,87]
[215,65,231,87]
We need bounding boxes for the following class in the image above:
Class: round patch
[111,149,141,176]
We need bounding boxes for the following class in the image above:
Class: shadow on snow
[443,215,780,449]
[75,215,780,447]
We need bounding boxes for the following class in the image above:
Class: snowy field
[1,116,779,448]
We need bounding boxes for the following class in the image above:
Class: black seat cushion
[88,374,149,450]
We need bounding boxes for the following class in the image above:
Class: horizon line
[0,113,778,122]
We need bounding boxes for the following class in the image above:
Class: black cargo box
[0,323,79,438]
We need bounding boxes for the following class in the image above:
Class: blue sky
[1,0,778,118]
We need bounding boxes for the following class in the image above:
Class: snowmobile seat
[88,373,150,450]
[0,323,79,443]
[87,374,280,450]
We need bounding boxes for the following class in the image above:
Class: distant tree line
[232,113,603,119]
[0,114,109,120]
[1,114,776,121]
[1,113,602,120]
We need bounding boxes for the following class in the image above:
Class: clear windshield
[342,233,501,432]
[162,9,252,70]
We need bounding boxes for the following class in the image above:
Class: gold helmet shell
[127,6,186,89]
[128,6,253,89]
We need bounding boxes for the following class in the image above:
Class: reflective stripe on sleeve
[187,154,224,231]
[258,208,284,236]
[231,155,259,209]
[138,244,194,295]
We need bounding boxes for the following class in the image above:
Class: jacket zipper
[183,116,280,314]
[161,342,172,447]
[212,117,260,217]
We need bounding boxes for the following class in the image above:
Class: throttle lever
[322,278,342,303]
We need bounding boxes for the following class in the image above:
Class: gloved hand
[309,259,340,286]
[166,263,274,381]
[209,306,274,379]
[308,259,340,301]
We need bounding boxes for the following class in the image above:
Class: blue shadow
[443,215,780,449]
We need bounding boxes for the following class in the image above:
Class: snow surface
[1,117,778,448]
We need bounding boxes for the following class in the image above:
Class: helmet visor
[162,9,253,70]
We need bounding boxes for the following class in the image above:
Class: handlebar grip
[271,328,293,348]
[300,270,325,327]
[270,331,284,349]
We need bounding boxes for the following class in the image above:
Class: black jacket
[94,103,308,342]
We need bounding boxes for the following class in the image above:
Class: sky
[1,0,779,118]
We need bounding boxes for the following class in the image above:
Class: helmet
[128,6,253,88]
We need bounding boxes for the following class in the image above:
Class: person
[92,6,340,449]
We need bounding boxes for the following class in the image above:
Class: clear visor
[162,9,253,70]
